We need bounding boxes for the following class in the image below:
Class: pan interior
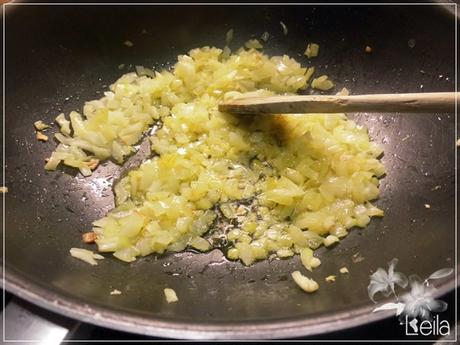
[3,4,455,328]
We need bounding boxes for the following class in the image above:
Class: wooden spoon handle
[219,92,457,114]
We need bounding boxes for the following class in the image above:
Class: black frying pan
[2,2,457,339]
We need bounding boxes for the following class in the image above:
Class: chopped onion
[70,248,104,266]
[300,248,321,271]
[45,43,383,267]
[34,120,50,131]
[164,288,178,303]
[291,271,319,293]
[304,43,319,58]
[245,39,263,50]
[340,266,349,274]
[280,21,288,35]
[324,235,340,247]
[311,75,335,90]
[55,113,71,136]
[336,87,350,96]
[36,132,48,142]
[135,65,156,78]
[277,248,294,258]
[225,29,234,45]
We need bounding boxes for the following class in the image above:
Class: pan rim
[2,266,457,340]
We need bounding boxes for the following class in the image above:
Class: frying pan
[2,2,458,340]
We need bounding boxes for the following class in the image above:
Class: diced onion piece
[135,66,156,78]
[70,248,104,266]
[34,120,50,131]
[245,39,263,50]
[325,275,336,282]
[291,271,319,293]
[189,237,211,252]
[225,29,234,45]
[304,43,319,58]
[113,246,138,262]
[305,67,315,83]
[311,75,334,90]
[336,87,350,96]
[300,248,321,271]
[221,46,231,59]
[164,288,178,303]
[36,132,49,142]
[280,21,288,35]
[324,235,340,247]
[340,266,349,274]
[55,113,71,136]
[277,248,294,258]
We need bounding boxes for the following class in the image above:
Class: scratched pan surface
[2,3,457,339]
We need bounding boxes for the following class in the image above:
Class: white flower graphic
[372,302,405,316]
[400,275,449,320]
[369,259,453,322]
[368,258,408,302]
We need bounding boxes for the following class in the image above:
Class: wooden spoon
[218,92,457,114]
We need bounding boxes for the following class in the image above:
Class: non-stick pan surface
[2,3,457,339]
